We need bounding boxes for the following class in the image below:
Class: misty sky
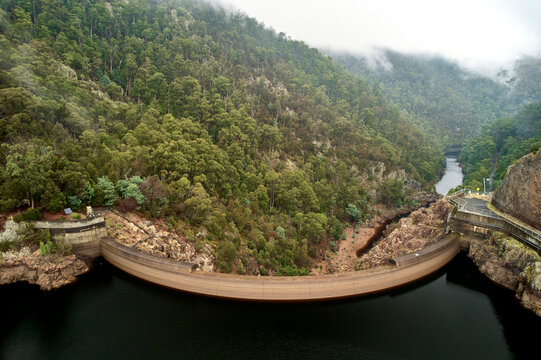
[215,0,541,72]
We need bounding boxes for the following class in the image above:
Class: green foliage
[275,226,285,239]
[22,208,41,221]
[41,183,66,213]
[38,229,54,256]
[405,198,419,208]
[329,216,342,240]
[346,204,361,222]
[117,177,146,205]
[72,213,81,220]
[216,241,237,273]
[333,50,511,149]
[380,179,404,206]
[460,102,541,189]
[55,238,72,255]
[39,239,55,257]
[96,176,117,207]
[0,0,453,274]
[275,265,299,276]
[67,196,83,211]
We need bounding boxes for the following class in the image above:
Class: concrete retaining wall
[452,210,541,251]
[30,217,106,257]
[100,237,459,301]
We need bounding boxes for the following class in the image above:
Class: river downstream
[2,156,540,359]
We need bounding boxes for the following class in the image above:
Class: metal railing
[449,195,541,251]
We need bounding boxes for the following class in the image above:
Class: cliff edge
[493,150,541,230]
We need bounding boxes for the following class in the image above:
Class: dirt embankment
[317,193,443,274]
[356,199,453,270]
[105,211,215,272]
[0,248,90,290]
[464,232,541,317]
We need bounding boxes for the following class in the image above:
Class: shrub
[67,196,83,211]
[42,183,66,213]
[216,241,237,273]
[39,240,55,256]
[0,198,19,212]
[0,241,14,253]
[38,229,55,256]
[275,264,299,276]
[22,208,42,221]
[55,238,72,255]
[72,213,81,220]
[275,226,285,239]
[13,214,23,223]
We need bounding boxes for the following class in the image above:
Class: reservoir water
[2,156,540,359]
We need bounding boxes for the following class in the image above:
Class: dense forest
[458,102,541,192]
[0,0,443,275]
[332,49,541,149]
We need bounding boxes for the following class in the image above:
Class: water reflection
[2,255,540,360]
[3,156,540,360]
[436,157,463,195]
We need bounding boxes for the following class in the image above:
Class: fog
[215,0,541,73]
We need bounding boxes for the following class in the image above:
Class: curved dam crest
[100,236,459,301]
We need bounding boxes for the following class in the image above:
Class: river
[2,157,540,359]
[436,156,464,195]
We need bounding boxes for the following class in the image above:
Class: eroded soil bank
[355,198,453,270]
[315,192,443,274]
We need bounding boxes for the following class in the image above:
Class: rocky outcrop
[356,198,453,269]
[0,248,90,290]
[493,150,541,230]
[105,211,215,272]
[464,232,541,317]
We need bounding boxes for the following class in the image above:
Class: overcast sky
[215,0,541,73]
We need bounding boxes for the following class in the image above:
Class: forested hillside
[459,102,541,191]
[0,0,443,275]
[332,50,541,149]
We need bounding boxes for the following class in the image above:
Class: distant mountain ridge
[331,49,541,149]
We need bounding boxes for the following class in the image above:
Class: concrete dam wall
[100,236,459,301]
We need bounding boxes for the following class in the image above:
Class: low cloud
[215,0,541,73]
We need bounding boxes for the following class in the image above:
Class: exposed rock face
[0,220,21,243]
[493,151,541,230]
[356,198,453,269]
[464,232,541,317]
[0,248,90,290]
[105,212,215,272]
[360,161,422,200]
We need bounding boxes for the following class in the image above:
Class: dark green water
[2,255,540,360]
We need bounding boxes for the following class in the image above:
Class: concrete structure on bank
[31,217,107,257]
[25,210,462,301]
[450,194,541,251]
